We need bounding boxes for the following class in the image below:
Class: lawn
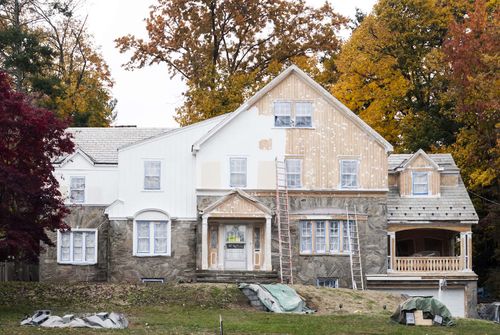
[0,282,497,335]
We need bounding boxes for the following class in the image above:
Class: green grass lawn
[0,282,497,335]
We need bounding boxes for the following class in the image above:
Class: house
[40,66,478,317]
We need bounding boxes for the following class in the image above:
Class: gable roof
[192,65,394,153]
[389,152,459,172]
[55,127,173,165]
[200,189,273,217]
[399,149,441,170]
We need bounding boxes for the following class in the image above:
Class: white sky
[82,0,377,127]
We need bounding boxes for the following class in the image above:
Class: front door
[224,225,246,270]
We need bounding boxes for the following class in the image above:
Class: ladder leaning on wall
[346,205,364,290]
[275,159,294,284]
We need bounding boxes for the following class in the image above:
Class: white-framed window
[274,101,292,127]
[316,277,339,288]
[300,221,312,253]
[285,159,302,188]
[57,229,97,265]
[229,157,247,187]
[300,220,354,255]
[340,160,359,189]
[295,102,313,127]
[144,160,161,190]
[315,221,326,253]
[134,220,170,256]
[69,176,85,203]
[412,171,429,195]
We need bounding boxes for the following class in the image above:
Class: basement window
[57,229,97,265]
[141,278,165,283]
[316,277,339,288]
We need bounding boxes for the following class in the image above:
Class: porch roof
[200,189,272,218]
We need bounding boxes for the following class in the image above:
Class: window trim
[69,176,86,204]
[57,228,98,265]
[229,157,248,188]
[273,100,314,128]
[340,160,360,189]
[412,171,429,196]
[143,160,162,191]
[133,220,171,257]
[273,101,293,128]
[285,158,302,189]
[294,101,313,128]
[300,220,354,255]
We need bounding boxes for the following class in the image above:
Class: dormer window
[274,102,292,127]
[412,172,429,195]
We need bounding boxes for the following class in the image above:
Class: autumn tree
[444,0,499,296]
[116,0,347,125]
[0,0,116,126]
[0,72,74,261]
[333,0,464,151]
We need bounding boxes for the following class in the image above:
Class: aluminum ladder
[346,205,364,290]
[275,159,293,284]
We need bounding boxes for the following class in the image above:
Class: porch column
[460,231,473,271]
[264,215,272,271]
[388,232,396,272]
[202,216,208,270]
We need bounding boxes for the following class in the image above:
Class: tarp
[478,302,500,323]
[391,297,455,326]
[21,311,128,329]
[239,283,313,313]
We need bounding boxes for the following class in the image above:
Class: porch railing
[394,256,462,272]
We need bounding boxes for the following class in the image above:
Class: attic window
[412,172,429,195]
[274,102,292,127]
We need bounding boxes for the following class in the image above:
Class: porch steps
[195,270,279,284]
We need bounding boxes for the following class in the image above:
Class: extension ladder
[346,205,364,290]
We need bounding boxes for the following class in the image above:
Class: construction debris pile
[391,297,454,327]
[21,310,128,329]
[239,283,314,313]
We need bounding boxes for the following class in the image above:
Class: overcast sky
[82,0,377,127]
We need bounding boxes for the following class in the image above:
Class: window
[274,101,292,127]
[144,161,161,190]
[315,221,326,253]
[285,159,302,188]
[57,229,97,264]
[300,220,354,254]
[412,172,428,195]
[229,157,247,187]
[340,160,359,189]
[70,177,85,203]
[316,277,339,288]
[300,221,312,253]
[295,102,313,127]
[135,221,170,256]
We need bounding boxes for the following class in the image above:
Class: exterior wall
[197,72,388,191]
[54,153,119,205]
[107,219,197,282]
[399,155,440,196]
[198,193,388,287]
[39,206,109,282]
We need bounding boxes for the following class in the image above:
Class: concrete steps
[195,270,279,283]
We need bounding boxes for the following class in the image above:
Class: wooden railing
[394,257,462,272]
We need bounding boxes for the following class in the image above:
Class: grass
[0,282,498,335]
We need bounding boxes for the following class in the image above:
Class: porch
[387,226,473,273]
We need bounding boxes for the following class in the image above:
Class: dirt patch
[294,285,405,315]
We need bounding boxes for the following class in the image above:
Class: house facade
[40,66,478,317]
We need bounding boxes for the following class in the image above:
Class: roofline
[200,189,273,216]
[192,65,394,153]
[118,114,228,152]
[396,149,442,171]
[55,148,95,167]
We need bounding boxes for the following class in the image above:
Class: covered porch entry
[200,190,273,271]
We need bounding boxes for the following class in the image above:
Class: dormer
[395,149,443,197]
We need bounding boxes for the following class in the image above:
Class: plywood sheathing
[251,72,388,190]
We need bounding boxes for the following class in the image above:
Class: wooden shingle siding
[252,72,388,190]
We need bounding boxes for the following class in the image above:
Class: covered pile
[239,283,313,313]
[391,297,454,326]
[21,310,128,329]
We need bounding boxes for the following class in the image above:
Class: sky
[82,0,377,127]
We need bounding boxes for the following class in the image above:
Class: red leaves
[0,72,74,261]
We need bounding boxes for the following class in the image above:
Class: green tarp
[391,296,455,326]
[239,283,313,313]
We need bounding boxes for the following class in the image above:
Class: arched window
[133,210,171,256]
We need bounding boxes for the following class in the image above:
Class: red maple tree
[0,72,74,261]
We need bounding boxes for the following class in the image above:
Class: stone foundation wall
[39,206,109,282]
[198,193,388,287]
[108,219,197,283]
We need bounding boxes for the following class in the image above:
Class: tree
[0,72,74,261]
[333,0,463,152]
[116,0,347,125]
[0,0,116,126]
[443,0,499,296]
